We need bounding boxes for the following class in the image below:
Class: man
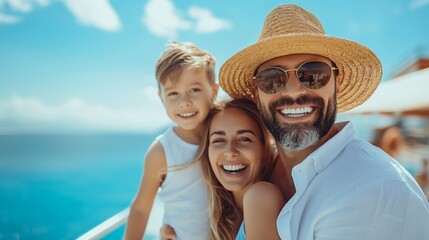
[219,4,429,240]
[301,71,315,87]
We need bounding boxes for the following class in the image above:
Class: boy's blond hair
[155,41,216,88]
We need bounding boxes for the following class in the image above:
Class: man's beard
[259,94,337,151]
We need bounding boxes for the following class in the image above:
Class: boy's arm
[125,140,167,240]
[243,181,284,240]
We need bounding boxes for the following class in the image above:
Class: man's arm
[159,224,176,240]
[315,180,429,240]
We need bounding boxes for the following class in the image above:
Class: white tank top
[156,127,210,240]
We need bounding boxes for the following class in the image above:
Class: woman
[201,98,284,240]
[161,98,284,240]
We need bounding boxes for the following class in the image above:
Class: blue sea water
[0,119,383,240]
[1,117,426,239]
[0,132,164,239]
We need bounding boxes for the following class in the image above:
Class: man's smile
[279,106,314,117]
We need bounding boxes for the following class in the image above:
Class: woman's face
[208,108,264,192]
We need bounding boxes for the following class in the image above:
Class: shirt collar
[285,122,357,221]
[308,121,355,173]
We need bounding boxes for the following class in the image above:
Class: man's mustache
[269,95,324,111]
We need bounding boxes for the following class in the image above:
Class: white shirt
[156,127,210,240]
[277,122,429,240]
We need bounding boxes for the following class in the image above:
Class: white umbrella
[347,68,429,116]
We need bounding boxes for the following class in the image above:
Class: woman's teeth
[222,164,247,174]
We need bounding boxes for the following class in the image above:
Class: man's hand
[160,224,176,240]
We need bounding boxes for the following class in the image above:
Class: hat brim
[219,34,382,112]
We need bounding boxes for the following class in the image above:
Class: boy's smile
[159,68,217,133]
[177,112,198,118]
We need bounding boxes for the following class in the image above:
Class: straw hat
[219,4,382,112]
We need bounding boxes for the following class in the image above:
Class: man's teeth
[280,107,313,117]
[222,164,246,171]
[179,112,197,117]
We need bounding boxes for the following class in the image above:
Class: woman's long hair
[196,98,277,240]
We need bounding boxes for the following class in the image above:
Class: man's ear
[335,74,342,94]
[253,88,261,109]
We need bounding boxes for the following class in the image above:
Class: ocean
[0,133,165,240]
[1,116,427,239]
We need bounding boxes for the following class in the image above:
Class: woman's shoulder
[242,181,284,240]
[246,181,282,196]
[244,181,284,207]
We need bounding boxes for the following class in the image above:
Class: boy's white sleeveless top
[156,127,210,240]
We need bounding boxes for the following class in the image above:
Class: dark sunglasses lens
[255,68,286,94]
[298,62,332,89]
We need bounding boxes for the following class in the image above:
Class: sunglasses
[253,61,338,94]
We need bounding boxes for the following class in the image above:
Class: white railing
[77,207,130,240]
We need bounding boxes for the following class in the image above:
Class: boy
[125,41,218,240]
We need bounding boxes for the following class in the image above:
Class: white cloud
[143,0,191,38]
[7,0,32,12]
[0,12,20,23]
[0,0,121,31]
[188,7,231,33]
[0,0,46,24]
[35,0,49,7]
[64,0,121,32]
[142,0,231,38]
[410,0,429,9]
[0,93,171,134]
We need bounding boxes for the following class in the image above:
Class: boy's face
[159,68,218,130]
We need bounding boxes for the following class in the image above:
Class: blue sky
[1,0,428,134]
